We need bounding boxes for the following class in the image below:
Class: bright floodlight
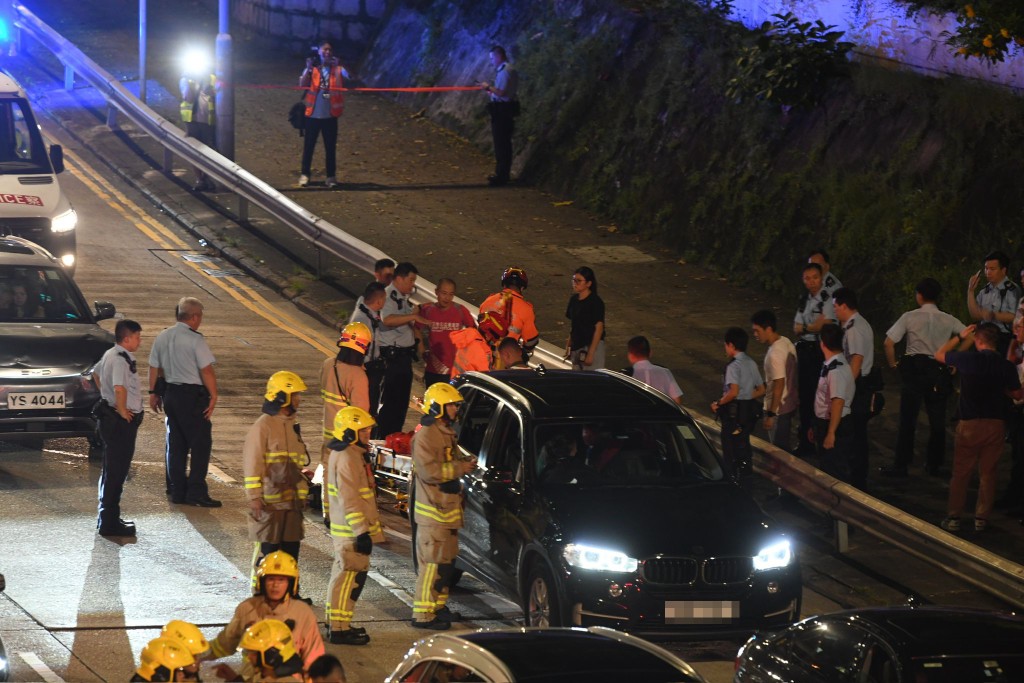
[181,49,211,77]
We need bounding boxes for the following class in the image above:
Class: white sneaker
[298,174,309,187]
[325,176,338,188]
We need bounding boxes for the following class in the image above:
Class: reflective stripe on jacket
[180,74,216,125]
[411,420,465,529]
[326,442,384,542]
[209,595,325,671]
[242,412,309,508]
[303,66,345,117]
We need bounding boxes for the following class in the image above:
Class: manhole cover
[566,245,656,264]
[201,268,243,278]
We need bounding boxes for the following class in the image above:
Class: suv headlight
[51,208,78,233]
[753,540,793,571]
[563,543,638,573]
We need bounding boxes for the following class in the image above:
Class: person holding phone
[967,250,1019,355]
[298,42,352,188]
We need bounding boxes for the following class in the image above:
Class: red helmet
[501,266,528,290]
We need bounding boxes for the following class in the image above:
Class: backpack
[288,101,306,137]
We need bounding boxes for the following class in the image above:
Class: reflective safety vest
[303,66,345,118]
[479,288,539,348]
[242,412,309,508]
[326,442,384,542]
[450,327,492,378]
[180,74,217,125]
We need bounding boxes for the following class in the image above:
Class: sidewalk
[18,0,1024,566]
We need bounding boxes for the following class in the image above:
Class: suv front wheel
[525,562,562,627]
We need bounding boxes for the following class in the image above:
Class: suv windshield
[0,97,50,175]
[534,419,724,486]
[0,264,90,322]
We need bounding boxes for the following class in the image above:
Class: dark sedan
[440,369,801,638]
[0,237,115,446]
[734,605,1024,682]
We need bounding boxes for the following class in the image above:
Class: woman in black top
[565,266,606,370]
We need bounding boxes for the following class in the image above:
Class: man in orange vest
[299,42,351,189]
[478,267,539,368]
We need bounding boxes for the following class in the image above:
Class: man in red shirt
[418,278,475,388]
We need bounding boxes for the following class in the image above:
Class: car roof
[0,237,57,265]
[821,606,1024,656]
[461,369,686,420]
[0,71,24,97]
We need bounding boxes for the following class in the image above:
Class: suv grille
[0,217,49,236]
[642,558,698,585]
[642,556,753,585]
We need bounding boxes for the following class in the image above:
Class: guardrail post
[834,519,849,553]
[163,147,172,175]
[316,246,322,279]
[63,64,73,90]
[238,196,248,222]
[106,106,118,129]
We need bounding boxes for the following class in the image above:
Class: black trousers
[489,102,515,181]
[424,371,449,390]
[719,400,758,480]
[163,384,212,500]
[97,411,143,525]
[849,383,871,490]
[301,116,338,177]
[1004,406,1024,505]
[814,416,852,483]
[366,362,386,421]
[377,353,413,438]
[894,356,951,470]
[796,341,823,456]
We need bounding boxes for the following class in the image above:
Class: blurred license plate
[8,392,65,409]
[665,600,738,624]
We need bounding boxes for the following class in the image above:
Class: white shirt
[631,359,683,401]
[763,336,798,415]
[885,303,965,357]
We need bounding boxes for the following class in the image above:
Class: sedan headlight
[51,208,78,233]
[753,540,793,571]
[563,543,638,573]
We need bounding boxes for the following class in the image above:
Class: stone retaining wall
[229,0,388,59]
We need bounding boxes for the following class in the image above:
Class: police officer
[711,327,765,480]
[320,322,372,462]
[882,278,966,477]
[131,637,196,682]
[377,262,426,438]
[793,263,836,457]
[815,323,856,482]
[967,250,1019,355]
[410,383,477,630]
[96,319,144,538]
[351,282,387,423]
[179,61,218,192]
[149,297,221,507]
[244,371,312,591]
[808,248,842,296]
[480,45,519,186]
[325,406,382,645]
[833,288,875,491]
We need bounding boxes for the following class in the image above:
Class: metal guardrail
[16,4,1024,609]
[12,2,572,370]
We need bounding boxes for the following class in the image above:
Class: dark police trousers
[720,399,759,480]
[894,355,951,471]
[376,349,414,438]
[795,341,823,456]
[97,409,143,526]
[814,416,852,483]
[488,101,515,181]
[163,383,213,500]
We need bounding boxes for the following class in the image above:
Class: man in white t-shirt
[626,336,683,405]
[752,310,798,453]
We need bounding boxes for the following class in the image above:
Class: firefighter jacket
[209,595,325,671]
[319,356,370,461]
[243,412,309,509]
[479,288,539,348]
[326,441,384,543]
[302,65,345,118]
[450,327,492,378]
[180,74,216,125]
[412,418,467,529]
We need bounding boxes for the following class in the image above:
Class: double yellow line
[64,149,337,358]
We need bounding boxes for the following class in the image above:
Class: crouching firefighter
[238,619,305,682]
[410,383,477,630]
[244,372,313,596]
[325,406,383,645]
[131,637,196,682]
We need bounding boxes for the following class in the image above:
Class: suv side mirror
[50,144,65,174]
[94,301,116,321]
[0,573,5,592]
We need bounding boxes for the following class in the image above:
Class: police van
[0,70,77,272]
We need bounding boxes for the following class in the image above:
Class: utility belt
[898,354,953,394]
[92,399,143,424]
[795,338,819,349]
[380,345,418,361]
[720,398,763,428]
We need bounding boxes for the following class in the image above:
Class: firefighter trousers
[413,525,459,622]
[327,536,371,630]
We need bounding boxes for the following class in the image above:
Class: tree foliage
[908,1,1024,64]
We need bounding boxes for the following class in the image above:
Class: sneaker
[940,516,961,532]
[298,174,309,187]
[410,617,451,631]
[975,518,988,532]
[325,176,338,188]
[329,628,370,645]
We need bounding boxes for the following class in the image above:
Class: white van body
[0,71,77,271]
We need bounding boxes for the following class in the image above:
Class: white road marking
[17,652,66,683]
[207,464,236,483]
[367,570,414,608]
[383,526,412,542]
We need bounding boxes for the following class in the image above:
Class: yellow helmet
[160,620,210,657]
[264,371,307,408]
[338,321,372,353]
[422,382,464,417]
[256,550,299,595]
[239,619,299,670]
[333,405,376,442]
[135,637,196,682]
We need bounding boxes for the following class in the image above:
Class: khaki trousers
[948,418,1006,520]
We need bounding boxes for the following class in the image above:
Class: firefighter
[207,551,325,673]
[243,372,313,594]
[159,620,209,680]
[131,637,196,682]
[478,267,539,368]
[234,619,305,682]
[325,406,383,645]
[320,322,372,462]
[449,327,492,378]
[410,383,477,629]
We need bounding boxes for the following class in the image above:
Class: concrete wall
[730,0,1024,90]
[229,0,388,59]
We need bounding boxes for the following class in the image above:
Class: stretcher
[368,439,412,516]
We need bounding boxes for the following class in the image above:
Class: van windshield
[0,97,51,175]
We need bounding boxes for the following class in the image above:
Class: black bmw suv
[447,369,801,637]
